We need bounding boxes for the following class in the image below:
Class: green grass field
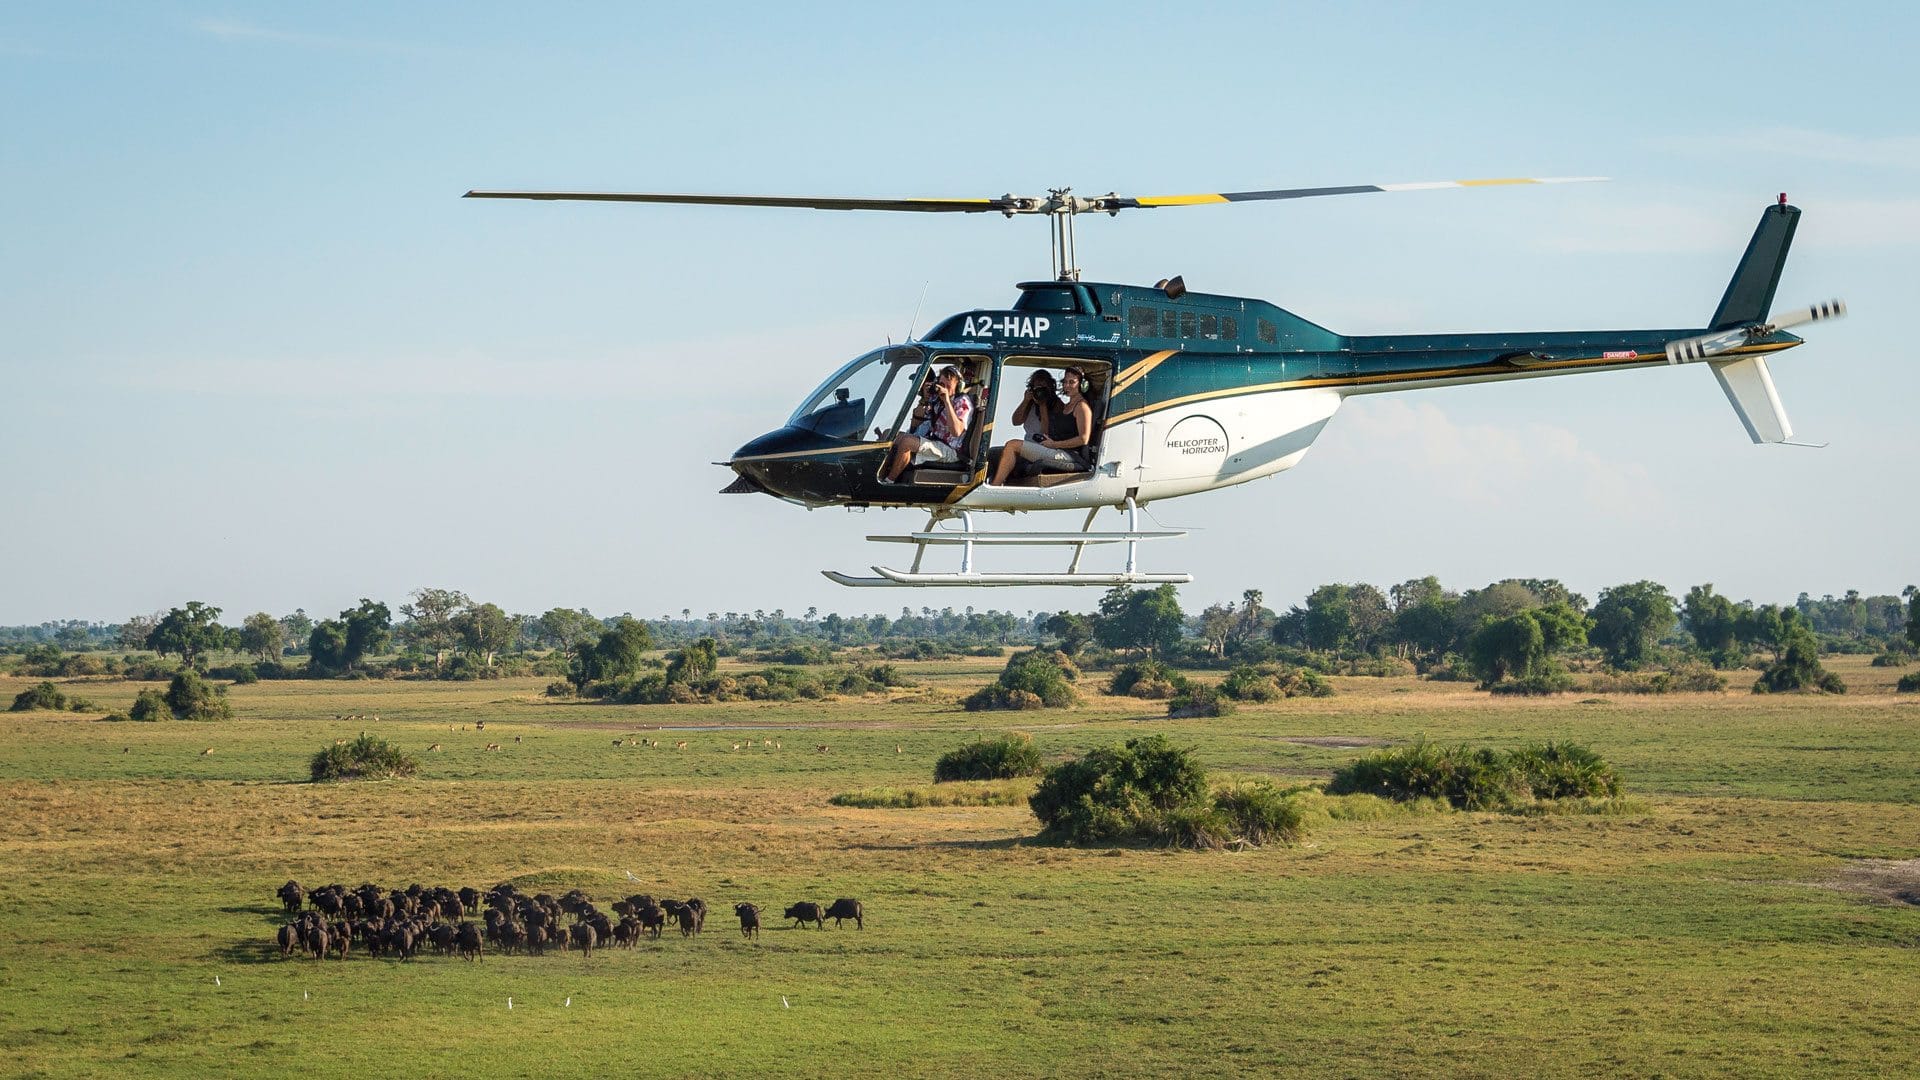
[3,657,1918,1078]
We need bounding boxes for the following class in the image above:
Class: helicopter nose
[726,426,862,505]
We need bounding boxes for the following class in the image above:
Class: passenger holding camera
[883,366,972,482]
[991,367,1093,485]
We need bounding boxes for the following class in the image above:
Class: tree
[1044,611,1094,655]
[341,600,391,670]
[572,617,655,692]
[239,612,285,662]
[537,608,601,661]
[308,600,391,676]
[147,602,225,668]
[453,602,515,668]
[1198,603,1236,657]
[399,588,469,670]
[1682,584,1743,667]
[1588,581,1678,670]
[666,637,718,684]
[1754,609,1845,694]
[1907,585,1920,652]
[118,612,162,653]
[308,621,349,675]
[1093,585,1185,655]
[279,610,313,655]
[1390,577,1459,668]
[1465,601,1589,689]
[1302,584,1354,653]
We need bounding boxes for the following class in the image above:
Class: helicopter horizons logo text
[961,316,1050,338]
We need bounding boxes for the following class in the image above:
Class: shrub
[965,649,1079,711]
[1328,740,1623,811]
[128,689,170,722]
[310,733,419,782]
[1167,682,1233,718]
[228,665,260,685]
[165,670,233,720]
[10,681,67,712]
[544,680,574,698]
[1218,664,1334,701]
[1487,668,1575,696]
[1870,652,1909,668]
[1108,659,1186,699]
[1212,781,1310,845]
[1897,672,1920,693]
[1028,734,1209,845]
[934,733,1042,781]
[1586,665,1728,694]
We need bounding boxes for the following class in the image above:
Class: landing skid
[823,499,1191,588]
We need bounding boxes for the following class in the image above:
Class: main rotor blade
[1106,175,1608,210]
[463,190,1010,213]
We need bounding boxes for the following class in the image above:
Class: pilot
[882,366,972,483]
[990,366,1093,484]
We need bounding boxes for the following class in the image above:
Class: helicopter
[465,180,1845,587]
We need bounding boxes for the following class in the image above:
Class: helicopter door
[880,355,993,496]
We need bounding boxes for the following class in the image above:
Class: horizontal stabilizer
[1710,355,1793,444]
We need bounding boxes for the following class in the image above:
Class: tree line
[4,580,1915,696]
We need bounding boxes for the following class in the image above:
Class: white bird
[624,869,638,882]
[213,976,221,986]
[565,997,572,1007]
[507,997,513,1010]
[782,996,790,1009]
[303,990,310,1001]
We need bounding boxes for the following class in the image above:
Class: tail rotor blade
[1763,298,1846,333]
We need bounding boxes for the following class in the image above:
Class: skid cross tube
[824,498,1189,587]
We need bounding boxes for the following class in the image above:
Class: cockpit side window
[788,346,924,441]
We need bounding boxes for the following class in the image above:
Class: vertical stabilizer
[1711,202,1800,330]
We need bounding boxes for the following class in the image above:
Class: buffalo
[456,921,483,962]
[824,898,864,930]
[277,880,304,915]
[735,903,760,939]
[570,923,597,957]
[784,902,825,929]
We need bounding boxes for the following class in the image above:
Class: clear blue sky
[4,2,1914,624]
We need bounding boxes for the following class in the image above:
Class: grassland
[2,656,1917,1078]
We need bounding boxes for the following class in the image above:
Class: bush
[1870,652,1909,668]
[165,670,232,720]
[1167,682,1233,718]
[544,680,574,698]
[1487,668,1575,696]
[1028,734,1209,845]
[1218,664,1334,701]
[934,733,1042,781]
[1897,672,1920,693]
[1327,740,1623,811]
[965,649,1079,711]
[1108,659,1187,699]
[228,665,260,685]
[310,733,419,782]
[10,681,67,712]
[1212,781,1310,845]
[128,689,170,722]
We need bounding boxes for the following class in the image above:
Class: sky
[4,1,1916,625]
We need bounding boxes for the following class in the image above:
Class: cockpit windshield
[787,345,926,441]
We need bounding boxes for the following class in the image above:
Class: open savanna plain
[3,656,1918,1078]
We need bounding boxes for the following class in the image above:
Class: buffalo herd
[271,880,863,961]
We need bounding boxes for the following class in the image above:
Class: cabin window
[1199,314,1218,339]
[1129,306,1159,338]
[1223,315,1238,340]
[1161,310,1178,338]
[1179,312,1197,338]
[1257,318,1278,345]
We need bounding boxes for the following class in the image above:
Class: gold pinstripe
[1458,178,1533,187]
[1101,342,1798,427]
[1111,350,1178,394]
